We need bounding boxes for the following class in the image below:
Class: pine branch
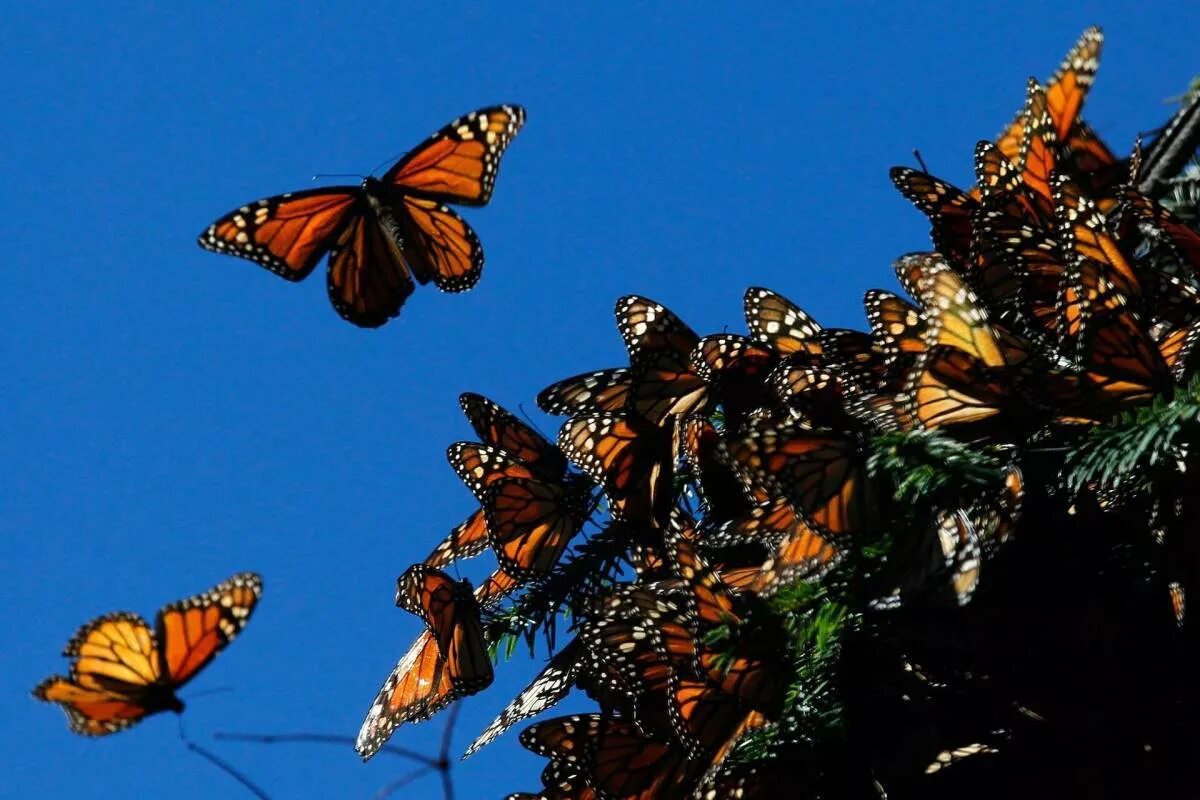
[484,522,629,658]
[1064,377,1200,494]
[868,430,1004,510]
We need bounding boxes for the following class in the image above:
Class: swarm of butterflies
[344,26,1200,799]
[34,24,1200,800]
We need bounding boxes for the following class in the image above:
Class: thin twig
[213,732,439,767]
[372,767,434,800]
[437,703,462,800]
[184,739,272,799]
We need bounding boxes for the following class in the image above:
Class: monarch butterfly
[890,167,976,267]
[425,442,538,568]
[1016,80,1060,207]
[752,504,841,596]
[557,413,672,525]
[537,368,632,416]
[1053,175,1141,299]
[356,567,492,760]
[743,287,824,357]
[33,572,261,736]
[520,714,700,799]
[1057,259,1169,408]
[465,640,584,758]
[996,27,1102,163]
[690,334,776,426]
[198,105,525,327]
[722,416,876,535]
[425,394,567,568]
[669,533,786,712]
[901,253,1030,429]
[484,475,588,580]
[667,671,770,763]
[970,141,1060,322]
[460,392,567,481]
[616,296,708,426]
[865,289,927,364]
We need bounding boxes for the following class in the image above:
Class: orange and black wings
[485,476,584,580]
[744,287,824,357]
[198,188,359,280]
[324,202,417,327]
[33,612,164,736]
[616,296,707,425]
[154,572,262,689]
[460,393,567,480]
[537,368,632,416]
[382,105,526,206]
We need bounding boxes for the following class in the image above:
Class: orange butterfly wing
[33,612,164,736]
[155,572,262,688]
[324,204,417,327]
[198,189,359,280]
[383,105,526,206]
[485,477,583,580]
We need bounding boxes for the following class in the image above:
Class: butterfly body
[33,574,262,736]
[199,105,525,327]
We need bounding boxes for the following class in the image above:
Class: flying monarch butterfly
[743,287,824,357]
[198,105,525,327]
[356,566,492,760]
[33,572,262,736]
[722,415,877,535]
[996,27,1102,163]
[557,412,673,525]
[616,296,708,426]
[484,475,588,580]
[520,714,700,800]
[537,368,632,416]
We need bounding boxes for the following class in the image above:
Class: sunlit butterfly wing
[1016,80,1059,206]
[394,195,483,292]
[865,289,927,364]
[1054,174,1140,298]
[485,476,584,580]
[382,105,526,206]
[198,188,359,280]
[743,287,823,356]
[33,612,164,736]
[616,296,707,425]
[537,368,632,416]
[461,393,567,480]
[667,671,770,762]
[558,413,671,524]
[891,168,977,266]
[155,572,262,688]
[465,641,582,757]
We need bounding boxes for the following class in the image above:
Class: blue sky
[2,2,1195,797]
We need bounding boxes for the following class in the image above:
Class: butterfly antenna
[177,718,272,800]
[516,403,554,442]
[311,173,367,182]
[182,685,235,702]
[913,148,930,173]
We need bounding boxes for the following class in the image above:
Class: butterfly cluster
[351,27,1200,799]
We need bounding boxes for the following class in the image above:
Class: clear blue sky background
[2,3,1195,798]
